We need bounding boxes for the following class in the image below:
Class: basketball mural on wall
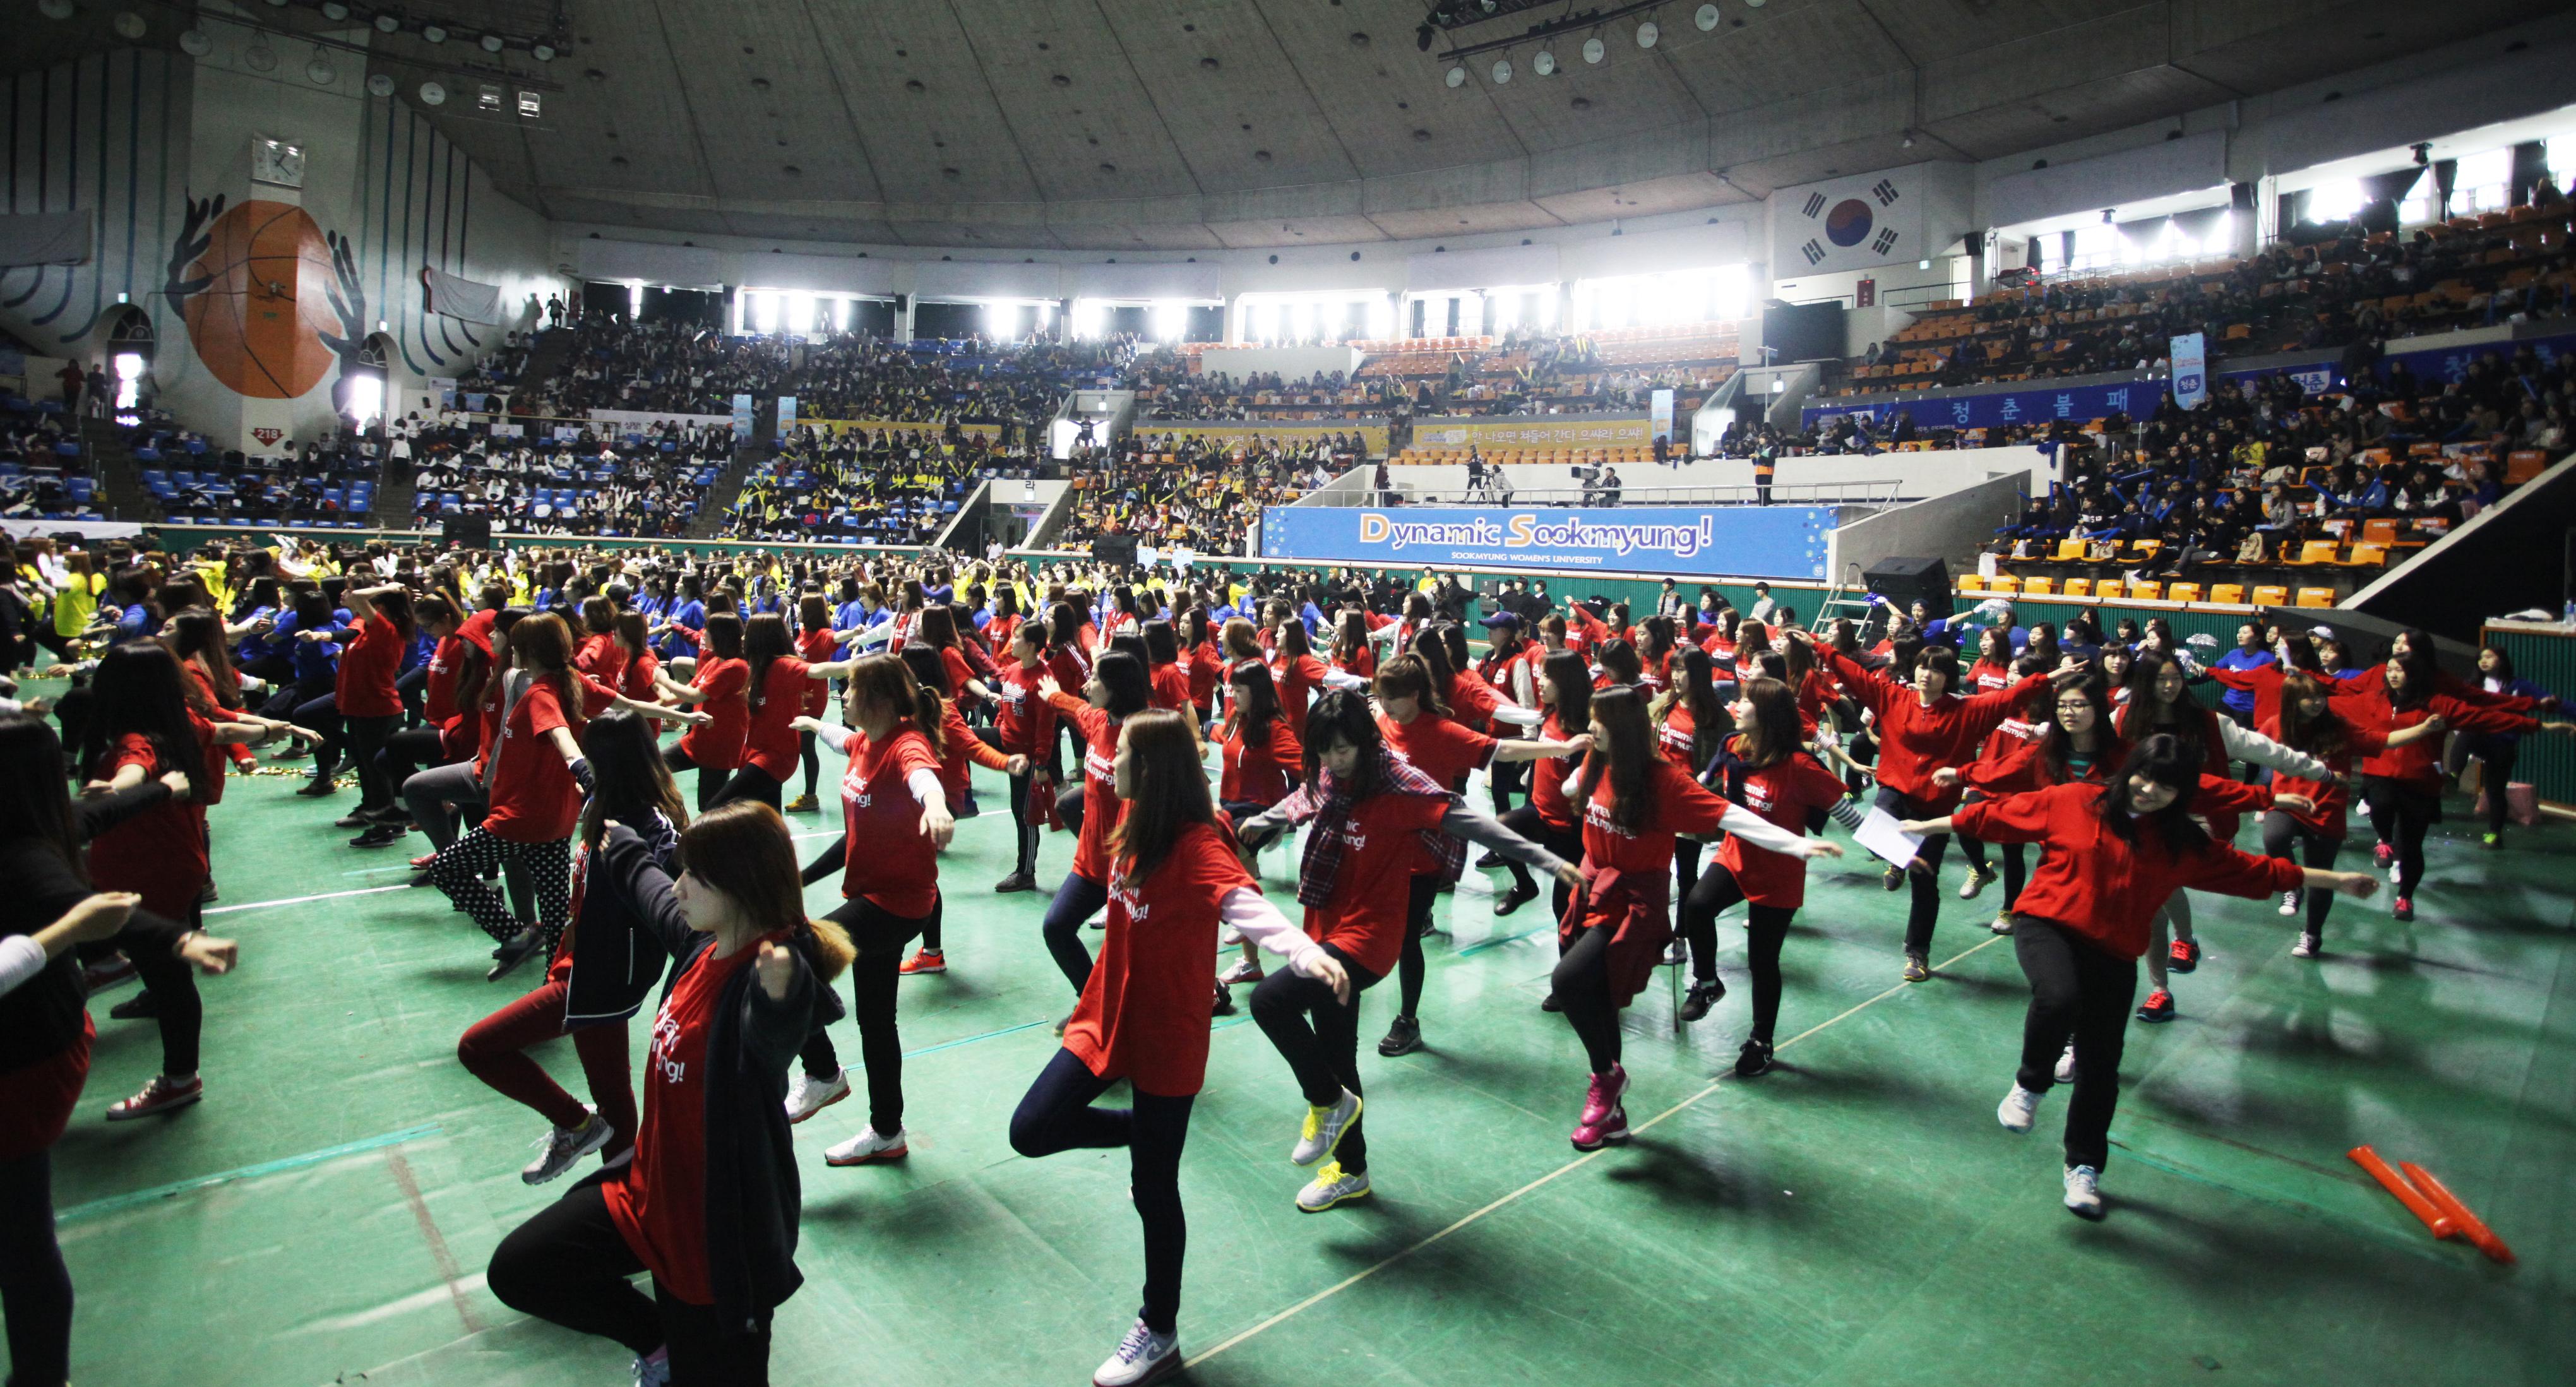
[164,194,371,400]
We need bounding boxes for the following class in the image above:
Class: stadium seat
[1957,574,1984,595]
[2250,585,2289,607]
[2282,540,2339,566]
[2294,587,2335,608]
[2125,580,2161,600]
[1983,575,2018,595]
[2165,582,2202,604]
[2018,576,2053,596]
[2208,583,2246,605]
[2060,578,2091,597]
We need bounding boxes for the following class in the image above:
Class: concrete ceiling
[30,1,2568,250]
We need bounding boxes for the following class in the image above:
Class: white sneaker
[2063,1164,2105,1218]
[2053,1042,2076,1085]
[824,1124,909,1167]
[2279,890,2301,917]
[1295,1159,1372,1212]
[1997,1083,2045,1134]
[1291,1090,1362,1167]
[1958,864,1997,900]
[1217,956,1265,985]
[522,1106,612,1184]
[784,1068,851,1124]
[1990,910,2015,936]
[631,1346,671,1386]
[1092,1317,1181,1387]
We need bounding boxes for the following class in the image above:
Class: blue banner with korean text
[1803,379,2154,432]
[2170,332,2207,410]
[1258,505,1833,580]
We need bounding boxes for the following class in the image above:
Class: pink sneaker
[106,1074,203,1121]
[1579,1064,1628,1127]
[2373,842,2394,869]
[1572,1103,1630,1152]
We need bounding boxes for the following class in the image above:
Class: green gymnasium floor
[37,715,2576,1387]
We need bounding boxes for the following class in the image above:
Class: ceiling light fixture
[1491,57,1512,83]
[114,10,145,39]
[419,80,446,105]
[307,51,336,84]
[1446,64,1466,87]
[532,43,555,61]
[1582,35,1606,64]
[244,42,278,72]
[37,0,75,20]
[367,73,394,97]
[178,28,210,55]
[422,25,446,44]
[480,33,504,53]
[1637,20,1659,48]
[319,2,349,20]
[1532,49,1556,76]
[374,14,398,33]
[1699,4,1723,30]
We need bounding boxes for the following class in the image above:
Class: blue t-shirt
[661,598,706,658]
[2212,648,2276,715]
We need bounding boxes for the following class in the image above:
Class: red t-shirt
[1330,643,1376,681]
[988,660,1057,756]
[1049,695,1126,883]
[1657,700,1701,772]
[1185,643,1222,711]
[2258,716,2382,838]
[576,632,628,691]
[335,612,404,718]
[1063,821,1254,1096]
[741,657,813,782]
[1220,715,1304,806]
[479,678,581,843]
[677,656,751,770]
[1303,789,1446,977]
[1149,663,1191,713]
[1715,747,1849,909]
[796,629,838,717]
[1378,711,1496,790]
[621,646,661,702]
[1952,783,2305,960]
[1581,759,1730,884]
[936,699,1009,805]
[604,932,773,1306]
[1828,649,2044,807]
[88,719,215,919]
[839,725,943,916]
[1529,710,1584,831]
[1271,653,1326,737]
[181,662,232,806]
[424,634,468,725]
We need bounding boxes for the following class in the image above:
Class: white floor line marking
[1184,934,2008,1369]
[203,883,412,915]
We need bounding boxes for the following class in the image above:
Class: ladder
[1810,561,1883,641]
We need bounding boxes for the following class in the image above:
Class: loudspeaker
[443,515,494,549]
[1092,534,1138,566]
[1865,556,1953,619]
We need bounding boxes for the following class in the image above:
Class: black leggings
[1497,804,1581,920]
[659,744,734,812]
[486,1181,770,1384]
[1956,790,2026,908]
[799,729,821,799]
[1041,872,1111,994]
[374,724,450,808]
[1489,756,1525,817]
[1551,923,1623,1074]
[2262,813,2343,932]
[1874,785,1950,955]
[0,1146,70,1387]
[1678,860,1797,1040]
[342,712,401,812]
[1390,874,1445,1022]
[82,911,206,1078]
[977,727,1043,878]
[1249,943,1382,1174]
[1008,1047,1194,1335]
[2454,735,2522,835]
[797,895,929,1133]
[712,764,785,814]
[2012,916,2137,1173]
[2361,776,2434,894]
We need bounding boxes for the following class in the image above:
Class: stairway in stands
[513,324,580,396]
[686,444,757,538]
[81,417,155,521]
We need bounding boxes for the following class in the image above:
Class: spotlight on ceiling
[1532,49,1556,76]
[1582,36,1606,64]
[419,80,447,105]
[1446,64,1466,88]
[114,10,146,40]
[307,54,337,85]
[422,25,447,44]
[1697,4,1721,31]
[319,2,349,19]
[178,28,210,55]
[37,0,75,20]
[532,42,556,61]
[1491,57,1512,84]
[244,43,278,72]
[1637,20,1659,48]
[374,14,398,33]
[367,72,395,97]
[480,33,504,53]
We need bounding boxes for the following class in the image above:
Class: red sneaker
[2135,989,2175,1023]
[2168,938,2200,973]
[106,1074,204,1121]
[2393,895,2415,922]
[897,948,946,975]
[410,852,438,871]
[2373,842,2394,869]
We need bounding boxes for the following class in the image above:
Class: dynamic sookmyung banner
[1260,505,1832,580]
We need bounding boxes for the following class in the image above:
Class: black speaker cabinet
[443,515,494,549]
[1864,556,1953,619]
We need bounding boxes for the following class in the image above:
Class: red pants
[457,980,637,1158]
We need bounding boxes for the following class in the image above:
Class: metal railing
[1315,478,1906,509]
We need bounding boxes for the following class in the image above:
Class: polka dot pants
[431,827,572,945]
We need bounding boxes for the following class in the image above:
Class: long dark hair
[1541,648,1592,735]
[742,612,793,708]
[2099,733,2210,855]
[580,708,688,852]
[1108,709,1215,881]
[1142,618,1180,668]
[1331,609,1369,664]
[700,610,745,660]
[372,586,418,643]
[677,801,854,980]
[1090,650,1152,720]
[1732,675,1799,771]
[1576,684,1654,833]
[2120,648,2207,758]
[1224,659,1283,742]
[1300,688,1385,795]
[82,642,206,799]
[1669,646,1727,768]
[166,609,243,710]
[847,652,946,758]
[2273,671,2351,761]
[1373,652,1451,718]
[0,715,84,883]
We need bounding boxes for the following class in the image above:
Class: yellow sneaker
[1290,1090,1361,1166]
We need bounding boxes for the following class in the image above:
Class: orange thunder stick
[2398,1162,2516,1266]
[2348,1146,2455,1239]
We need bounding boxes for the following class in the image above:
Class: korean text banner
[1803,378,2157,431]
[2170,332,2207,410]
[1259,505,1832,580]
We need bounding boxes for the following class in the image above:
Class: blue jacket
[2212,648,2276,715]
